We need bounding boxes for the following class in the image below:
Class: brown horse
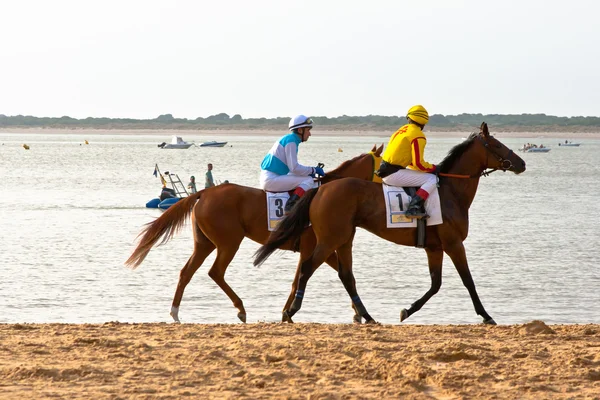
[126,145,383,323]
[254,123,526,324]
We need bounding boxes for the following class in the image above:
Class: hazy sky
[1,0,598,119]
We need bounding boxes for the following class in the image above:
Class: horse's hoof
[400,308,409,322]
[365,319,379,325]
[170,307,181,323]
[483,317,497,325]
[282,311,294,323]
[237,312,247,323]
[353,314,362,324]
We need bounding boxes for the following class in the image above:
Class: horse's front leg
[400,247,443,322]
[445,242,496,325]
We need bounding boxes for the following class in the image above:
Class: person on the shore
[259,115,325,215]
[188,176,197,193]
[376,105,438,219]
[205,164,215,189]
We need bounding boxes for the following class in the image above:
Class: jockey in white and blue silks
[259,114,325,214]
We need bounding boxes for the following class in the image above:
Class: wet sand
[1,321,599,399]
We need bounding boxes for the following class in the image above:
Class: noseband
[476,134,514,177]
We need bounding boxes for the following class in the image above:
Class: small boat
[519,147,551,153]
[158,136,194,149]
[558,142,581,147]
[146,165,190,210]
[200,141,228,147]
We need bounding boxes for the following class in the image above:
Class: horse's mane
[437,133,477,173]
[331,153,367,172]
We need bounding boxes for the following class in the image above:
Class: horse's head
[323,144,384,183]
[473,122,526,175]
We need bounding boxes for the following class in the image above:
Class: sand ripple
[1,322,599,399]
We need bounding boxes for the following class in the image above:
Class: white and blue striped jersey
[260,133,313,176]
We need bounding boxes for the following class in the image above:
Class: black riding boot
[405,195,427,219]
[284,194,301,215]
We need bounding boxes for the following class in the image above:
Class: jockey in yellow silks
[377,105,439,219]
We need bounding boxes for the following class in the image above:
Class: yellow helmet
[406,105,429,126]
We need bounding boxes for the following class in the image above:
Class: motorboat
[200,141,228,147]
[158,136,194,149]
[558,142,581,147]
[146,165,190,210]
[519,147,551,153]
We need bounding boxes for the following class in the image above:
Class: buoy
[23,144,30,150]
[338,148,343,152]
[85,140,89,145]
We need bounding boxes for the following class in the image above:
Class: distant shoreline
[1,127,598,139]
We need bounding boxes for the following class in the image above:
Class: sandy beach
[1,321,599,399]
[2,127,600,140]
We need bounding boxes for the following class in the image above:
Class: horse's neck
[441,151,483,210]
[322,156,370,183]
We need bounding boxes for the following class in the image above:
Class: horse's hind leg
[400,247,443,322]
[285,243,335,320]
[336,235,377,324]
[207,235,247,322]
[171,230,216,323]
[445,242,496,325]
[282,250,341,323]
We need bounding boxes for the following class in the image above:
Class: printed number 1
[395,193,403,211]
[275,198,284,217]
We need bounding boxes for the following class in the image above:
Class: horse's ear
[480,122,489,137]
[375,144,384,157]
[371,144,377,153]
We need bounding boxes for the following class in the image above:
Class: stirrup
[405,208,428,219]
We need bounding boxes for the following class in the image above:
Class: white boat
[558,142,581,147]
[519,147,551,153]
[158,136,194,149]
[200,141,228,147]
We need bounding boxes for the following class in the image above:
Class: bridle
[440,133,515,179]
[476,134,514,177]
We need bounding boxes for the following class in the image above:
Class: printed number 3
[275,198,284,217]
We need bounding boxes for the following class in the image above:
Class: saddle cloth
[382,184,443,228]
[266,192,290,231]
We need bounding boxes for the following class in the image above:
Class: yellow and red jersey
[382,124,435,172]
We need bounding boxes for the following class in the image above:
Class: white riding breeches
[260,170,315,192]
[382,169,438,196]
[382,169,440,214]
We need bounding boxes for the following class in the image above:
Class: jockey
[259,115,325,214]
[377,105,438,219]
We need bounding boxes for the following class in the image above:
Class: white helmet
[289,115,313,131]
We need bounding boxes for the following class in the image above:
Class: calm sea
[1,131,599,325]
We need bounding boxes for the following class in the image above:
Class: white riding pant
[383,169,441,213]
[260,170,315,192]
[382,169,438,196]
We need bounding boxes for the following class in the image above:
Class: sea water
[1,132,599,325]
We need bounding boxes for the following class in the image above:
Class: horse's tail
[125,191,204,269]
[253,187,319,267]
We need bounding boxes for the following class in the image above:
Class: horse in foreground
[254,123,526,324]
[126,145,383,322]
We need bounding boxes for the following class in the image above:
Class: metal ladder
[165,172,189,197]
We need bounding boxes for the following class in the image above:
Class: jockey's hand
[312,166,326,177]
[432,165,440,176]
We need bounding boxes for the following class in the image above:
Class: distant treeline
[1,113,600,131]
